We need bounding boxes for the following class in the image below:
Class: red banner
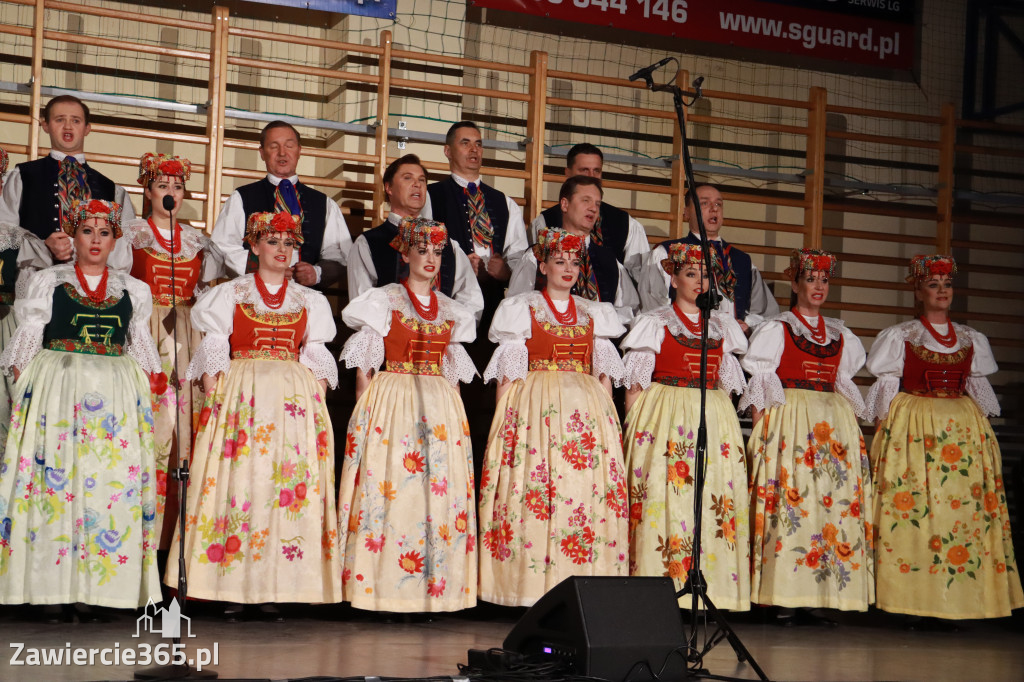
[472,0,915,71]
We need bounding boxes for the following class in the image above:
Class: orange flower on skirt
[946,545,970,566]
[893,491,915,511]
[941,443,962,464]
[984,492,999,513]
[812,422,832,443]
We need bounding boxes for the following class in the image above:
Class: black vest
[540,202,630,265]
[237,178,327,265]
[578,241,619,304]
[427,176,509,258]
[43,283,133,353]
[17,157,116,241]
[659,233,753,320]
[363,221,457,297]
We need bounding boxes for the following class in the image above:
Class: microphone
[162,195,176,213]
[628,57,673,83]
[692,76,705,99]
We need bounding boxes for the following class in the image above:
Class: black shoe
[222,603,244,622]
[905,615,959,632]
[34,604,70,624]
[73,603,112,624]
[794,609,838,628]
[258,603,284,622]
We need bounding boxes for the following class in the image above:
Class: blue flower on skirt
[96,528,123,553]
[82,393,105,413]
[101,413,120,436]
[1,517,11,542]
[45,467,68,491]
[84,477,96,490]
[33,446,46,466]
[83,508,100,531]
[142,503,155,522]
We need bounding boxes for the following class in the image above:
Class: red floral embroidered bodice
[229,303,307,361]
[901,341,972,398]
[383,309,452,376]
[776,322,843,392]
[131,247,202,306]
[527,310,593,373]
[652,332,722,389]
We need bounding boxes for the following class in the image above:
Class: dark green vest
[43,283,132,356]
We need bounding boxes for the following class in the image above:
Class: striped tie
[573,245,600,301]
[591,210,604,246]
[712,241,737,302]
[58,156,90,228]
[465,182,494,251]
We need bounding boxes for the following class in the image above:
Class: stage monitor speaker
[503,576,688,682]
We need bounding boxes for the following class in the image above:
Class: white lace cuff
[339,328,385,375]
[126,319,163,375]
[621,350,655,390]
[966,376,1001,417]
[718,352,747,397]
[865,376,900,421]
[300,342,339,389]
[0,322,44,375]
[738,372,786,413]
[593,337,625,384]
[186,334,231,381]
[483,340,528,384]
[835,375,867,419]
[441,343,477,387]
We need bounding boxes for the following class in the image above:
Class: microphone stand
[641,64,769,682]
[136,195,217,680]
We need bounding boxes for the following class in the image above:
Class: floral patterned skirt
[165,358,341,603]
[871,392,1023,618]
[338,371,476,612]
[625,383,750,611]
[0,307,15,458]
[0,349,160,608]
[478,370,629,607]
[150,302,203,549]
[748,388,874,610]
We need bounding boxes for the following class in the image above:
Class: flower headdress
[244,211,304,245]
[906,254,956,283]
[389,217,448,254]
[532,228,585,262]
[0,147,8,177]
[137,152,191,185]
[784,248,837,280]
[660,242,721,276]
[61,199,123,238]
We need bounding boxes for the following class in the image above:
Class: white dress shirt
[422,172,528,270]
[209,173,352,282]
[505,235,639,326]
[639,235,779,327]
[529,206,650,283]
[347,212,485,321]
[0,150,137,272]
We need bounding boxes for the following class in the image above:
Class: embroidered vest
[901,340,972,398]
[382,309,452,376]
[130,246,202,306]
[237,178,327,266]
[229,303,307,362]
[776,322,843,392]
[526,309,594,374]
[17,157,117,241]
[43,283,132,356]
[363,221,457,297]
[652,332,722,389]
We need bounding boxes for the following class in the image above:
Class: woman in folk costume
[620,242,750,611]
[0,199,163,618]
[338,217,478,613]
[866,255,1022,621]
[479,228,628,607]
[122,153,217,549]
[740,248,873,623]
[166,211,341,615]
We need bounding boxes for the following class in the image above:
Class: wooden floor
[0,604,1021,681]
